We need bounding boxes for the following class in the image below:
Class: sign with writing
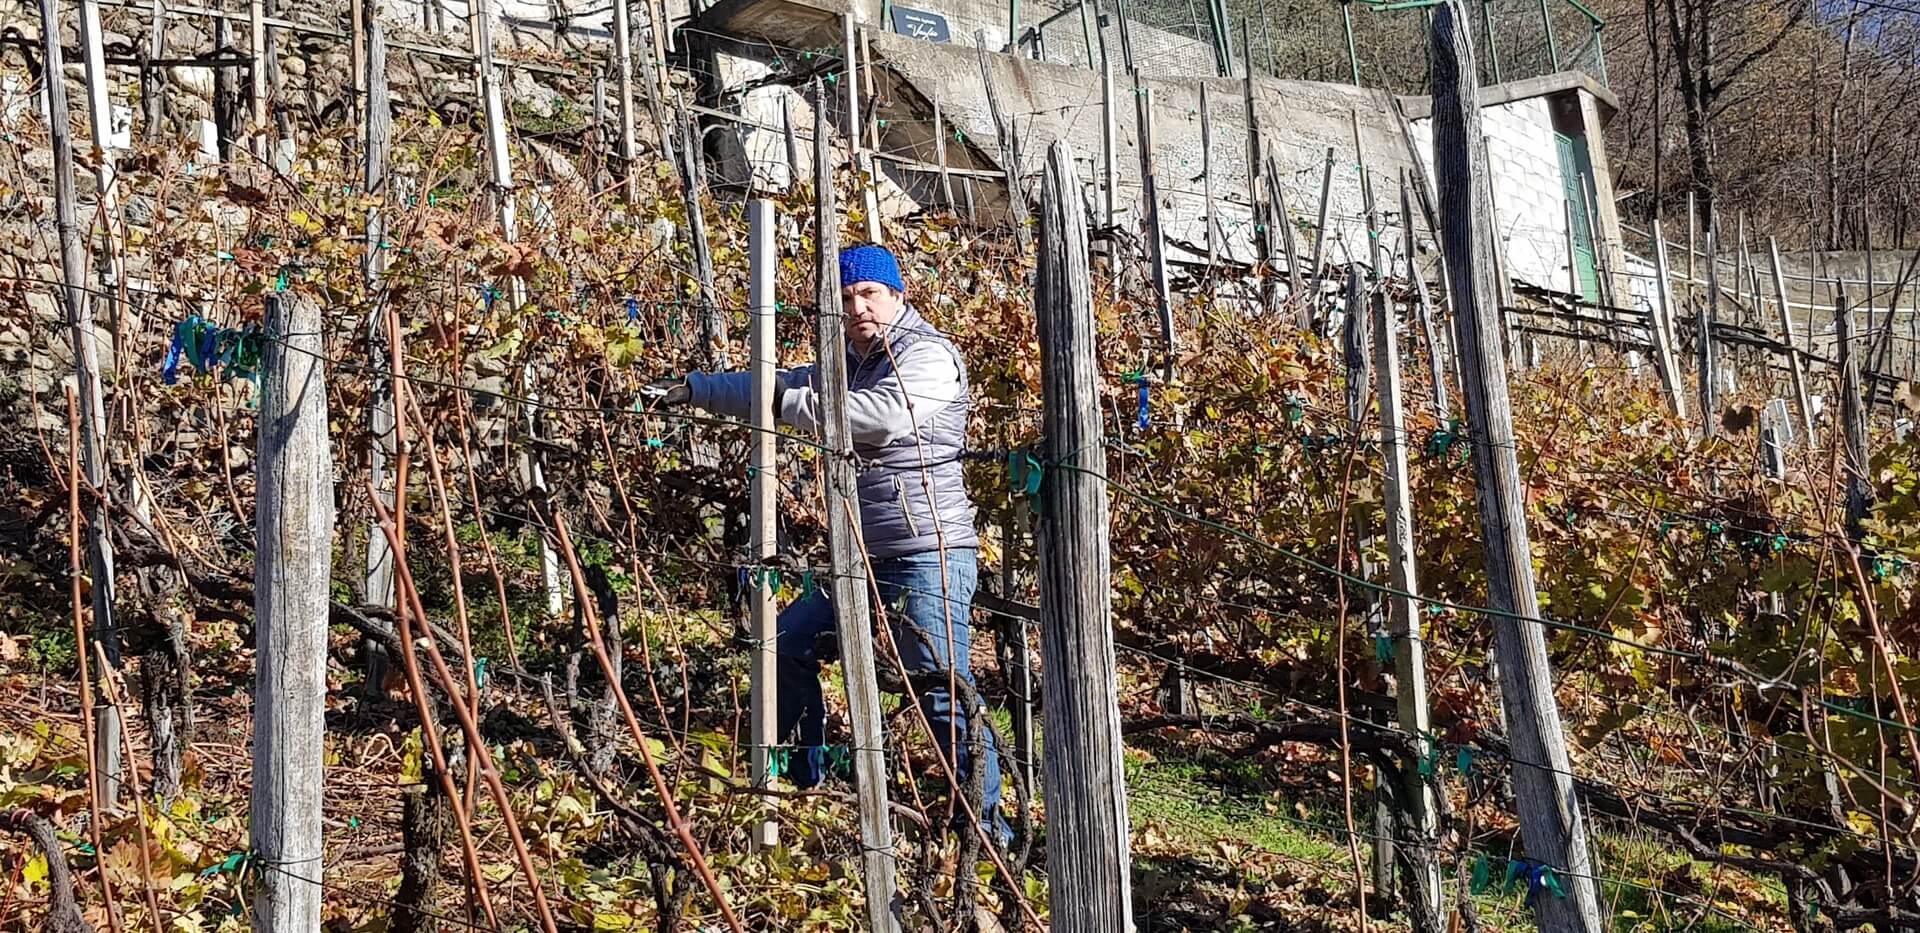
[891,6,952,43]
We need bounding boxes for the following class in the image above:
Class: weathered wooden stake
[1700,224,1721,435]
[848,15,883,243]
[612,0,638,198]
[934,93,955,210]
[1401,173,1449,422]
[1035,139,1133,933]
[1428,8,1605,931]
[42,0,122,806]
[1767,238,1816,451]
[1100,53,1117,233]
[1200,84,1217,272]
[676,102,726,367]
[364,11,398,695]
[249,0,265,158]
[251,292,334,932]
[1135,86,1174,381]
[1308,146,1335,314]
[1648,222,1690,428]
[475,0,563,617]
[812,90,901,932]
[977,31,1029,250]
[1373,262,1444,933]
[1835,281,1871,539]
[747,199,779,849]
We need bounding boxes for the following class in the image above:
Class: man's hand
[642,378,691,408]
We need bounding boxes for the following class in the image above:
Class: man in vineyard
[650,244,1011,846]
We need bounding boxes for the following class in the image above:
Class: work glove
[642,377,691,408]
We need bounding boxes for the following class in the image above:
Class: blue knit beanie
[839,245,906,294]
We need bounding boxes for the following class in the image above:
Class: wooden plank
[812,90,901,933]
[1426,8,1604,931]
[1034,139,1134,932]
[251,292,334,931]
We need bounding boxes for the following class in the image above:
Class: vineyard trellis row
[5,0,1920,932]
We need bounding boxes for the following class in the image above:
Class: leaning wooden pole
[812,90,901,932]
[746,199,779,850]
[251,291,335,932]
[41,0,122,806]
[1427,7,1605,931]
[1767,237,1817,451]
[1034,139,1134,933]
[1134,86,1174,381]
[1648,221,1690,428]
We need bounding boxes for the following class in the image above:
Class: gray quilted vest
[852,306,980,558]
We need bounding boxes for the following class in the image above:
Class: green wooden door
[1555,132,1600,302]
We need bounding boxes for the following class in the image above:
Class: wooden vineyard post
[976,31,1029,250]
[76,0,124,353]
[934,94,954,210]
[1035,139,1134,933]
[847,15,882,244]
[1134,86,1174,381]
[1101,54,1117,235]
[1427,7,1606,932]
[812,91,901,932]
[363,11,398,696]
[474,0,564,617]
[249,0,265,159]
[1700,223,1721,435]
[1835,281,1870,539]
[611,0,638,198]
[1401,173,1449,422]
[1268,156,1303,316]
[252,291,335,932]
[675,101,726,368]
[1308,146,1335,317]
[1373,259,1444,933]
[1648,221,1689,429]
[1199,84,1217,271]
[41,0,122,806]
[1768,238,1817,450]
[1001,479,1036,800]
[746,199,779,849]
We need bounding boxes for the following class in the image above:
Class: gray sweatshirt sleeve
[685,365,817,422]
[778,342,960,445]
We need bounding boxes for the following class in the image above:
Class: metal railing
[1017,0,1606,92]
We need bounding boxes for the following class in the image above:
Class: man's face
[843,281,903,350]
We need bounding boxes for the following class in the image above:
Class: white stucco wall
[1406,95,1573,294]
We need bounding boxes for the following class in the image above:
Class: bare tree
[1660,0,1810,228]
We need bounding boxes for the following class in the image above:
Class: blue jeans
[776,548,1005,830]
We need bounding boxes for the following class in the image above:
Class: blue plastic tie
[1136,381,1151,431]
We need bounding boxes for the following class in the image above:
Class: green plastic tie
[1374,632,1394,664]
[1470,855,1492,895]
